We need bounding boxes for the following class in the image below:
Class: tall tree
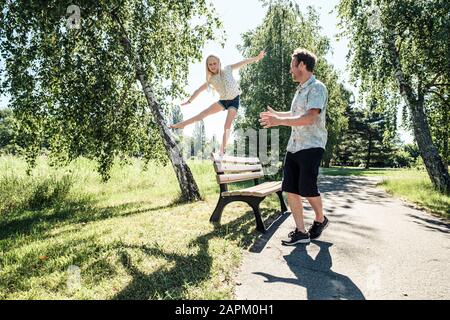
[0,108,15,153]
[170,105,184,138]
[335,99,399,168]
[236,0,348,167]
[192,120,206,159]
[0,1,222,201]
[425,88,450,168]
[210,134,219,154]
[338,0,450,194]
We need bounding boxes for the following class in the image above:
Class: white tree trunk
[386,36,450,194]
[112,12,202,202]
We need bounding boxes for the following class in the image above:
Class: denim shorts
[218,95,240,111]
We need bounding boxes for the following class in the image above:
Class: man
[259,48,329,245]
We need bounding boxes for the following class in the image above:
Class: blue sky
[179,0,413,143]
[180,0,350,138]
[0,0,413,143]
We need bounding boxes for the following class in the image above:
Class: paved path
[235,176,450,300]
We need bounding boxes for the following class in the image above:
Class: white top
[208,65,242,100]
[286,75,328,153]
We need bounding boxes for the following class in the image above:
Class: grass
[0,155,282,300]
[321,166,450,218]
[2,157,447,300]
[320,167,398,177]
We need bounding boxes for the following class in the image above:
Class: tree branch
[396,36,404,55]
[424,74,444,90]
[428,89,450,108]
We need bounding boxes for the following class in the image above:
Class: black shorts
[218,95,240,110]
[282,148,324,197]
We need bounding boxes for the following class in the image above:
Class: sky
[179,0,349,138]
[0,0,413,143]
[178,0,413,143]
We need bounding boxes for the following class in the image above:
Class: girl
[170,50,266,155]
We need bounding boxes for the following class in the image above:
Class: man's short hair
[292,48,317,72]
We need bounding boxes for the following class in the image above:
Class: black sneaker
[282,230,311,246]
[308,216,329,240]
[287,228,298,238]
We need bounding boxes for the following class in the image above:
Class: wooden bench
[210,153,287,233]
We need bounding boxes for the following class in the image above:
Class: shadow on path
[255,241,365,300]
[407,213,450,234]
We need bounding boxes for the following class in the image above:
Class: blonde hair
[205,54,222,87]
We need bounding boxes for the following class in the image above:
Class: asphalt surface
[235,176,450,300]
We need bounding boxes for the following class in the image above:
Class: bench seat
[222,181,282,197]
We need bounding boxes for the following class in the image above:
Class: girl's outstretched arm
[231,50,266,70]
[181,82,209,106]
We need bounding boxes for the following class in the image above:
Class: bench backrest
[211,154,264,188]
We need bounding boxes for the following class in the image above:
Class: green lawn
[321,167,450,218]
[0,156,282,300]
[2,157,447,300]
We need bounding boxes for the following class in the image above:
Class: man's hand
[256,50,267,61]
[259,111,281,128]
[267,106,276,114]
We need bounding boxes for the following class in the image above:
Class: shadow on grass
[394,196,450,219]
[0,196,182,242]
[0,192,276,299]
[0,230,118,298]
[112,212,262,300]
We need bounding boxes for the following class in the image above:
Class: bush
[0,173,73,213]
[27,175,73,210]
[413,156,426,171]
[392,150,414,168]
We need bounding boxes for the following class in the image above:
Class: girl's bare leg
[170,103,223,129]
[220,107,238,155]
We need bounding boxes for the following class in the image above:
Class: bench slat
[216,171,264,184]
[222,181,278,196]
[214,163,263,173]
[222,181,282,197]
[211,153,260,164]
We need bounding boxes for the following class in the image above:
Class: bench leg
[210,197,229,223]
[246,197,267,233]
[210,196,267,233]
[276,191,288,213]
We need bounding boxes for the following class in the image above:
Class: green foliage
[0,172,73,214]
[27,174,73,211]
[0,0,222,181]
[391,149,413,168]
[425,90,450,167]
[337,0,450,192]
[334,98,400,168]
[0,108,17,154]
[337,0,449,96]
[235,0,349,166]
